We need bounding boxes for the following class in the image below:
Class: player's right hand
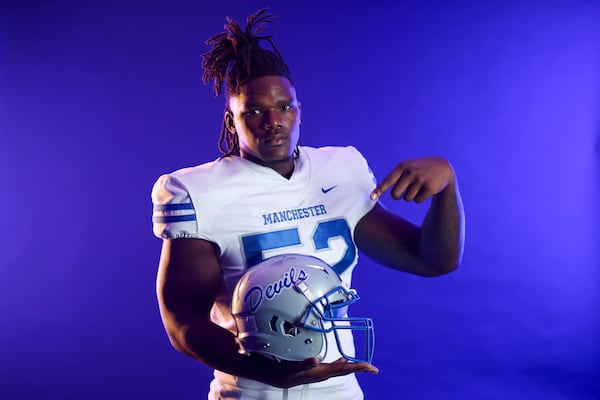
[268,357,379,388]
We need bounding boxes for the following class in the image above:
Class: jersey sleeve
[349,146,377,188]
[151,174,199,239]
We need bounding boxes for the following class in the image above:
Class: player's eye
[244,109,263,117]
[279,104,291,112]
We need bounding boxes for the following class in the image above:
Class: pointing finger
[370,165,405,201]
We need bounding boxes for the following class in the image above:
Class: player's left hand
[370,156,455,203]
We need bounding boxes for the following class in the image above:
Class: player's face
[227,76,301,175]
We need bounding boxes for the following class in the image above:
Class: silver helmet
[231,254,374,363]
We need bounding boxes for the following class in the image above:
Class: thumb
[300,357,320,369]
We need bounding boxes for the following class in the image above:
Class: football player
[152,8,464,400]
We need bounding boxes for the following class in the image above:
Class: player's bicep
[156,238,221,330]
[355,203,434,276]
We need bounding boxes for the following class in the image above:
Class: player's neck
[242,153,295,179]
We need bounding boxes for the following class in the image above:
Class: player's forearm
[168,320,280,384]
[419,178,465,274]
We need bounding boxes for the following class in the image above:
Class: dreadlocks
[201,8,293,157]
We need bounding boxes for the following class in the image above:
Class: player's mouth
[263,133,288,146]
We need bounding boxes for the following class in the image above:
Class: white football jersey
[152,145,377,399]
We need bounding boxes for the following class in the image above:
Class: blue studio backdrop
[1,1,598,399]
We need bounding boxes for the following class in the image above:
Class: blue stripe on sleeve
[153,203,194,212]
[153,214,197,223]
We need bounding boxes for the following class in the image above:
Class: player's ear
[225,110,236,134]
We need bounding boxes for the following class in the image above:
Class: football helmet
[232,254,374,363]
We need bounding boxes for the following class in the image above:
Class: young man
[151,9,464,400]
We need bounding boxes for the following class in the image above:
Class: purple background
[1,1,599,399]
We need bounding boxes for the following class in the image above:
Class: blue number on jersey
[241,218,355,274]
[241,228,301,268]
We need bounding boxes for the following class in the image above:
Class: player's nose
[263,109,283,130]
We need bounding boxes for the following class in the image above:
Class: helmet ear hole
[282,321,300,337]
[270,316,300,337]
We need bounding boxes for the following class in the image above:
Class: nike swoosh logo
[321,185,338,193]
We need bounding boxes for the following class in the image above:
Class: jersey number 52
[241,218,355,274]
